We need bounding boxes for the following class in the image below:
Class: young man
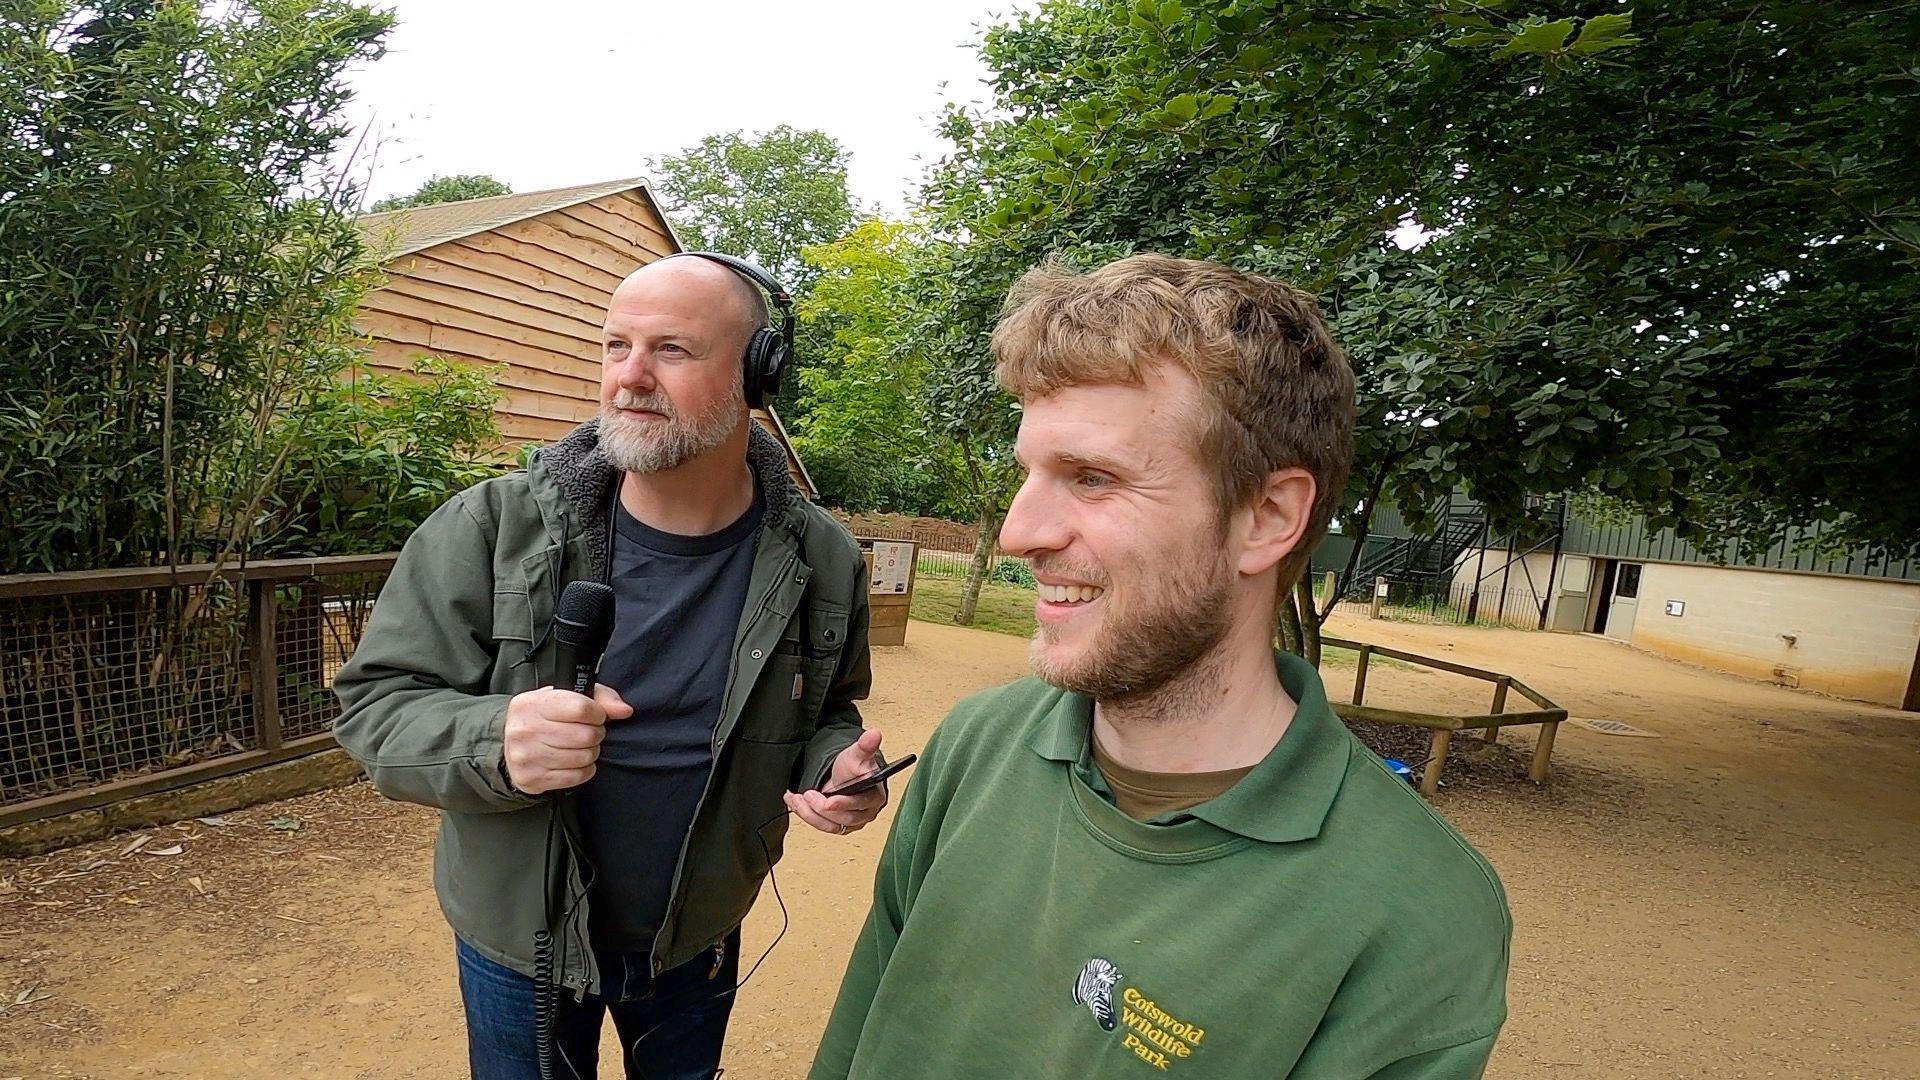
[336,254,890,1080]
[811,255,1510,1079]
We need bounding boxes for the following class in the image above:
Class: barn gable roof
[356,176,682,259]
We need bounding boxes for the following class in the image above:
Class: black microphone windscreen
[554,580,615,653]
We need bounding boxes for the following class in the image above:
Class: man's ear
[1238,467,1317,578]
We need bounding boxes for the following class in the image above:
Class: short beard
[1029,533,1236,714]
[598,384,742,474]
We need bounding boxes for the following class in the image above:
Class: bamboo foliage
[0,0,394,576]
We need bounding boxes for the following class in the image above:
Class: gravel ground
[3,616,1917,1078]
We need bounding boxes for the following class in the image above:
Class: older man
[336,252,887,1080]
[811,255,1510,1079]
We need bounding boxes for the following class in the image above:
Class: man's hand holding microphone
[507,580,891,830]
[503,684,633,794]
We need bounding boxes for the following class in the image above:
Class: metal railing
[912,550,1034,587]
[0,555,394,828]
[835,517,1035,587]
[1329,574,1551,629]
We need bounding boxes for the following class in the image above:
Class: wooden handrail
[0,554,399,599]
[1323,634,1565,797]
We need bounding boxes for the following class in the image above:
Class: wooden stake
[1421,730,1452,797]
[1530,721,1559,783]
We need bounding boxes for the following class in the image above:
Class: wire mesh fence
[0,581,251,808]
[0,556,394,820]
[1330,575,1550,630]
[274,572,388,741]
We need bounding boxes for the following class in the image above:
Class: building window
[1616,562,1642,599]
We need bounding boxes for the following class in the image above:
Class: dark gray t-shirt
[578,484,763,952]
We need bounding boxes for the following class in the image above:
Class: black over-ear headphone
[664,251,794,409]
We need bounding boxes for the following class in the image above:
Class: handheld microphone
[550,580,615,695]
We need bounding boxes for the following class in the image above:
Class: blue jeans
[456,932,740,1080]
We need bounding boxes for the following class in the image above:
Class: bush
[0,0,394,573]
[256,358,508,556]
[991,558,1036,589]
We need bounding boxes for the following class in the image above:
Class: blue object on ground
[1382,758,1415,783]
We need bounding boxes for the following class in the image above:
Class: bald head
[612,255,769,358]
[597,255,768,474]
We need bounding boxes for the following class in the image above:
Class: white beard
[598,386,742,473]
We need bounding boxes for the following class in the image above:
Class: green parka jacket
[334,420,870,993]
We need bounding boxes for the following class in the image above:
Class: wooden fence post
[249,580,282,752]
[1369,577,1387,620]
[1530,721,1559,783]
[1421,730,1452,797]
[1353,645,1373,706]
[1485,676,1510,743]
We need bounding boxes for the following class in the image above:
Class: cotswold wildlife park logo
[1071,955,1210,1071]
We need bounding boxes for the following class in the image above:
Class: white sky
[341,1,1027,216]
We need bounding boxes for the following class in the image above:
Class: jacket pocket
[491,589,534,642]
[807,602,849,657]
[687,735,801,938]
[802,601,849,719]
[732,653,809,743]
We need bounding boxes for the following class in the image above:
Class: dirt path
[4,617,1917,1078]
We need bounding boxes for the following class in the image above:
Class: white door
[1550,555,1592,632]
[1604,561,1643,642]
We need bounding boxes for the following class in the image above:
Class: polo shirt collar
[1023,650,1351,843]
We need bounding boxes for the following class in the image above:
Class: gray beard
[598,390,742,474]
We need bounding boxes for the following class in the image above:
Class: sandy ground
[3,616,1918,1079]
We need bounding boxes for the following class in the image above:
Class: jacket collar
[530,417,803,576]
[1024,650,1352,844]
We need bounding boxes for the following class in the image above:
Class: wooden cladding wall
[354,187,814,496]
[357,190,672,446]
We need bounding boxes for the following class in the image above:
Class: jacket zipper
[551,497,611,992]
[647,546,801,975]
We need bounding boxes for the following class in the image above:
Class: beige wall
[1622,562,1920,707]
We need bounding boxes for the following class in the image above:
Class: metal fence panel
[0,557,394,821]
[1330,575,1550,630]
[1,582,251,807]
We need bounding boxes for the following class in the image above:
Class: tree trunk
[1277,587,1304,656]
[1315,454,1399,628]
[1295,576,1322,667]
[955,499,1005,627]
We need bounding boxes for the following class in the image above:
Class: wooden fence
[1324,635,1567,796]
[0,555,394,830]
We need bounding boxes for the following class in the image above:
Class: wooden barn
[352,177,816,495]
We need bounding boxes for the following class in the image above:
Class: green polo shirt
[811,652,1511,1079]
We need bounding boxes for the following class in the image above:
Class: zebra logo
[1071,957,1124,1031]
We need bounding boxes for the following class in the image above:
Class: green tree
[793,221,953,515]
[647,126,857,284]
[648,126,860,425]
[367,173,511,212]
[795,221,1023,625]
[924,0,1919,651]
[0,0,394,574]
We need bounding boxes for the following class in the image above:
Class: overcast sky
[341,1,1028,215]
